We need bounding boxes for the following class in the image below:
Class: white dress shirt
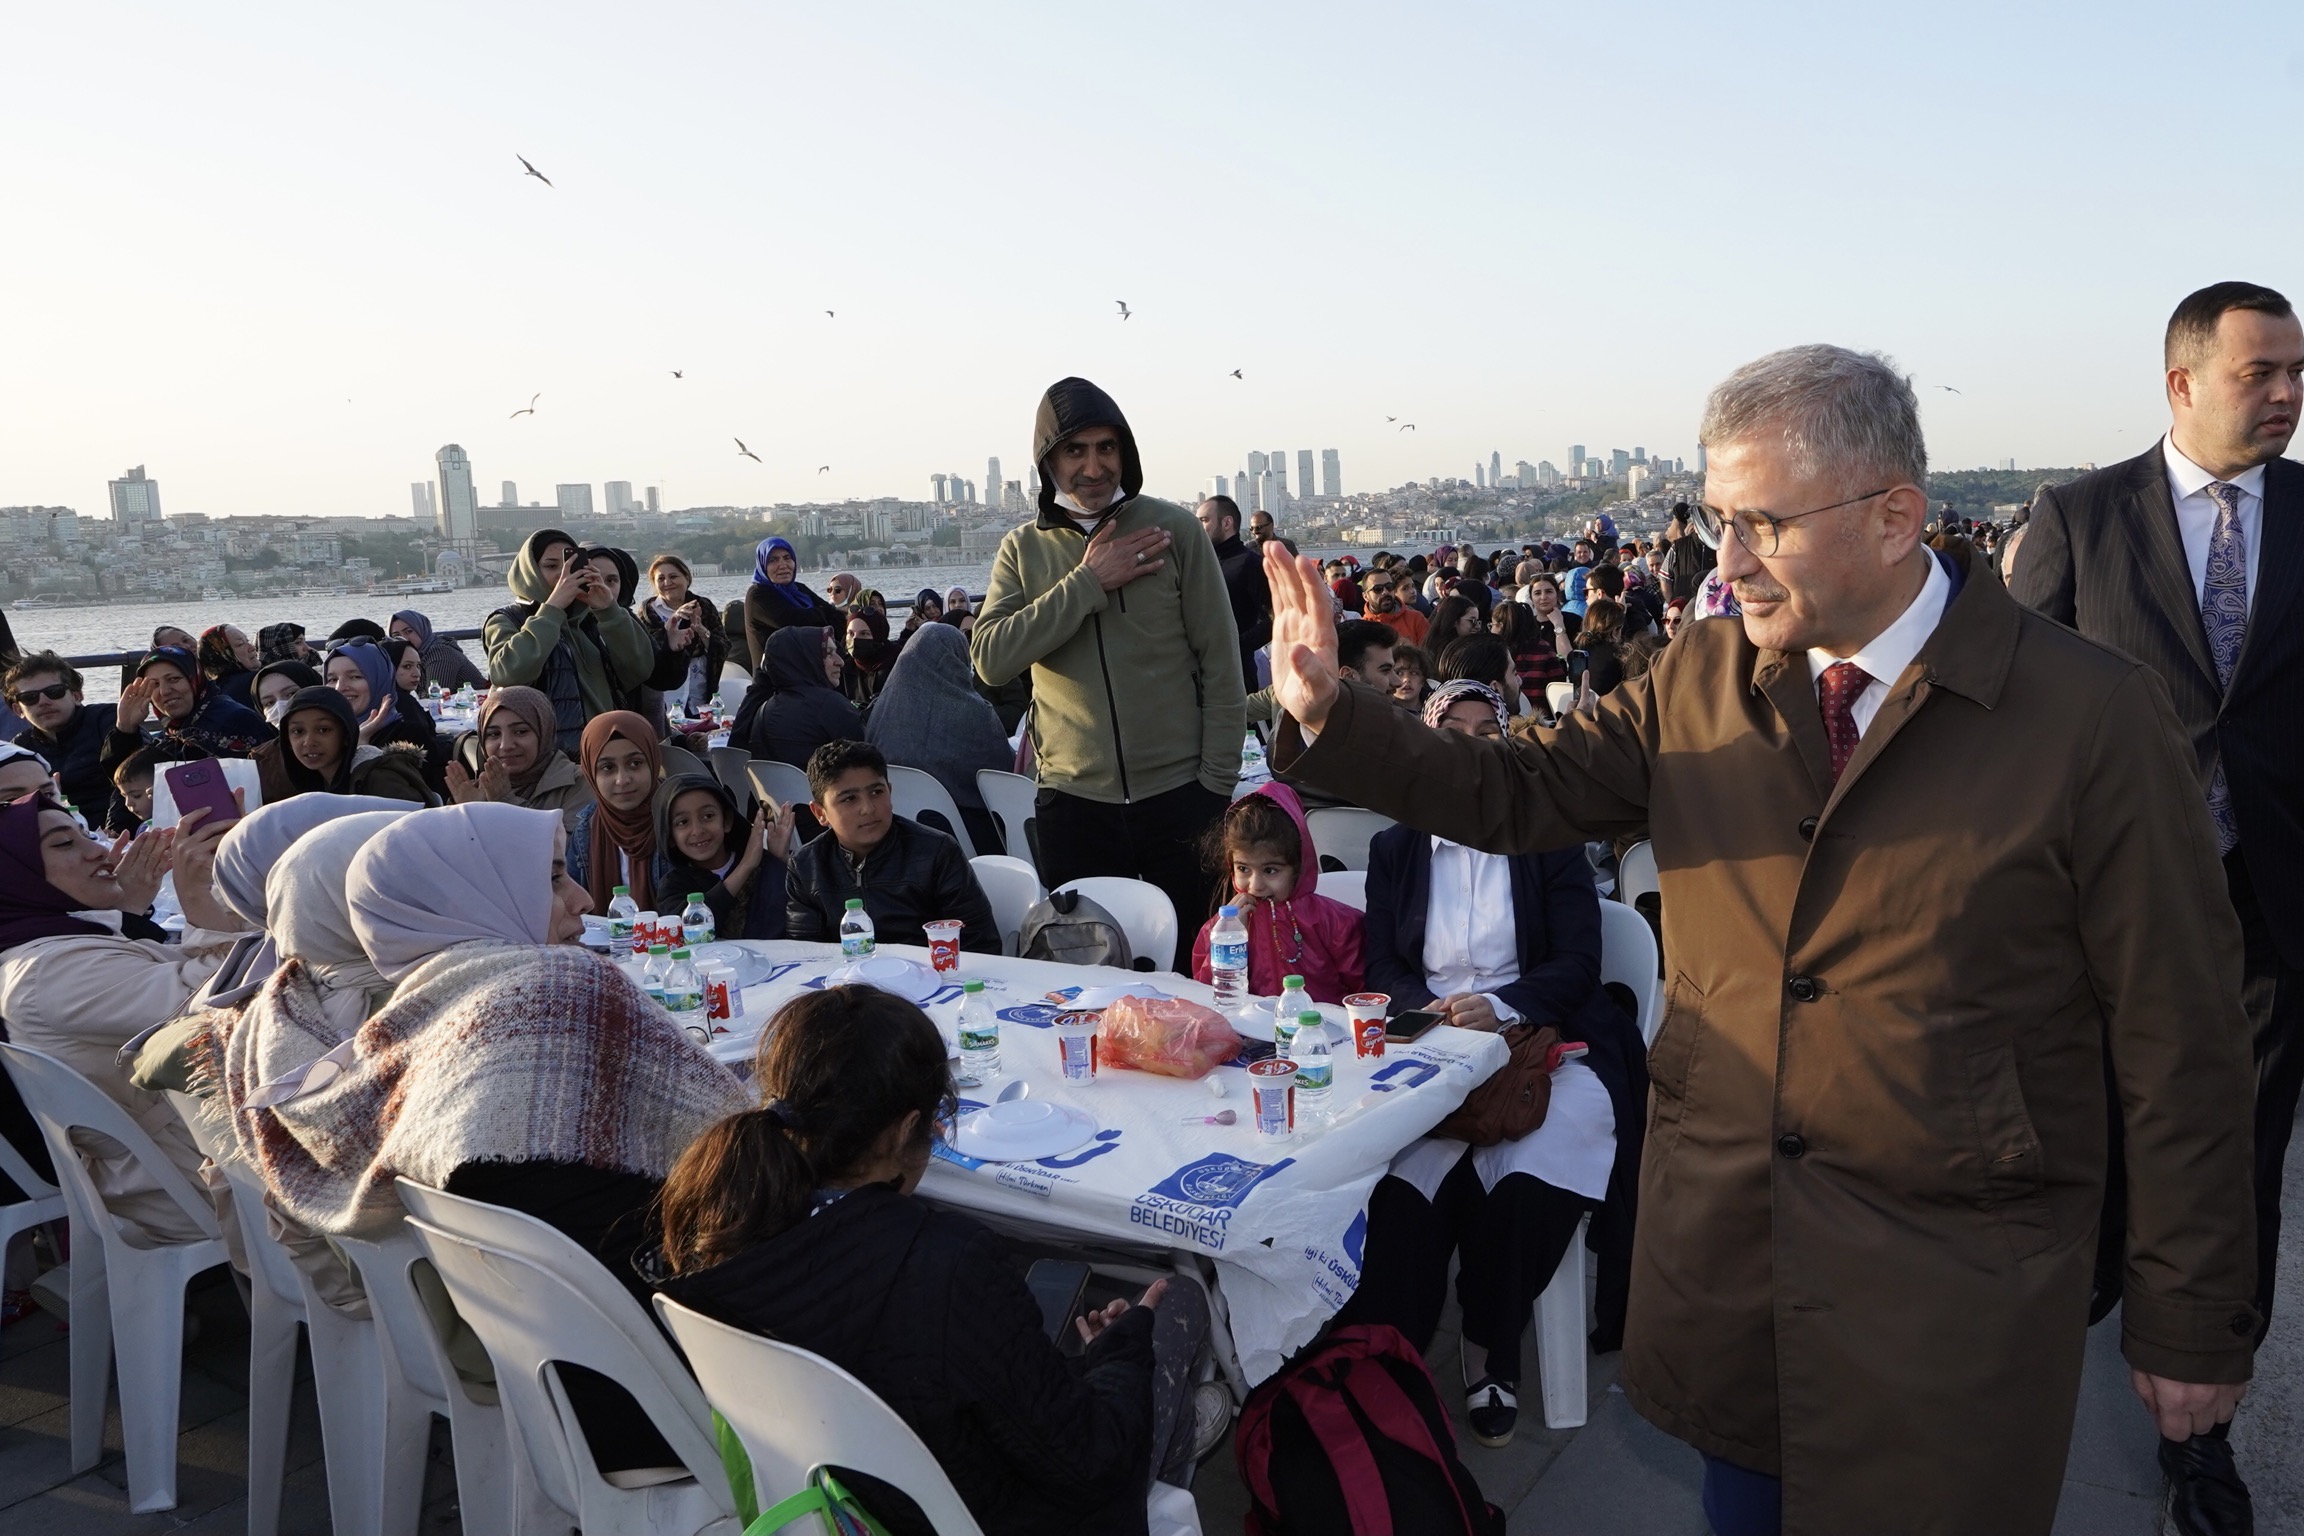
[2163,436,2266,612]
[1804,545,1953,736]
[1421,837,1523,1023]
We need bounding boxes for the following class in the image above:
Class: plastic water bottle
[641,944,672,1006]
[1294,1011,1334,1125]
[426,680,444,718]
[662,947,704,1018]
[1209,905,1250,1012]
[839,898,876,959]
[1272,975,1309,1055]
[957,980,1000,1086]
[680,892,716,949]
[606,885,639,945]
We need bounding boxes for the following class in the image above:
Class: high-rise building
[1208,476,1230,500]
[932,473,948,503]
[645,486,660,515]
[1609,449,1630,476]
[1537,460,1559,486]
[1297,449,1315,502]
[1633,446,1647,465]
[108,466,162,524]
[1259,469,1280,517]
[1240,460,1260,512]
[1475,464,1486,489]
[1695,443,1708,473]
[1246,450,1268,479]
[1515,460,1537,488]
[1272,455,1289,510]
[555,483,594,519]
[1569,444,1585,472]
[1321,449,1340,497]
[1005,481,1024,513]
[1489,450,1502,487]
[986,458,1002,504]
[605,481,635,516]
[411,482,437,522]
[1628,465,1650,500]
[435,446,478,540]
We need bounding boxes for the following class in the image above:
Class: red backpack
[1236,1324,1505,1536]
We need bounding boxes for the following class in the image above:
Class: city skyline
[6,4,2299,521]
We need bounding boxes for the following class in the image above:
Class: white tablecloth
[700,940,1508,1384]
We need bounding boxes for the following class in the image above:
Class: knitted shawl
[212,941,748,1238]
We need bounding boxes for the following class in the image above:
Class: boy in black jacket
[785,739,1001,955]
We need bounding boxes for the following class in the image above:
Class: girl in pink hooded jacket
[1189,781,1365,1005]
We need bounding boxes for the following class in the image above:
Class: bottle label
[664,985,702,1012]
[960,1025,999,1052]
[609,917,635,942]
[685,918,716,947]
[841,933,875,958]
[1210,940,1248,972]
[1296,1059,1333,1091]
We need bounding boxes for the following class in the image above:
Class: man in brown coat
[1262,345,2261,1535]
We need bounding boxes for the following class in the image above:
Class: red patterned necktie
[1817,661,1872,783]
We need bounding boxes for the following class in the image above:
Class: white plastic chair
[746,758,814,817]
[888,764,978,857]
[397,1180,739,1536]
[0,1108,66,1276]
[1544,681,1576,717]
[1305,807,1393,872]
[1525,898,1665,1431]
[969,854,1045,956]
[706,745,755,814]
[654,1295,1202,1536]
[660,743,709,783]
[0,1042,231,1515]
[974,768,1039,869]
[1616,839,1658,916]
[1319,870,1367,913]
[1054,877,1180,974]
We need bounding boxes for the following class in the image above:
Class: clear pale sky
[4,2,2299,520]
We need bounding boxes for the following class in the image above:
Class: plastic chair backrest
[707,745,755,813]
[163,1091,310,1310]
[652,1294,987,1536]
[747,759,814,817]
[395,1180,734,1521]
[1596,900,1661,1046]
[1305,808,1393,873]
[452,729,484,777]
[1054,877,1179,975]
[886,765,976,858]
[1320,870,1367,913]
[1616,839,1658,910]
[968,855,1044,957]
[1544,681,1576,717]
[0,1100,62,1205]
[973,769,1038,868]
[660,742,708,782]
[0,1042,223,1243]
[333,1225,455,1404]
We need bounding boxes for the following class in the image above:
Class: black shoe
[2160,1433,2253,1536]
[1464,1376,1518,1448]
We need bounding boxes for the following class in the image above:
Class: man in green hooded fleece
[483,527,657,755]
[972,378,1245,969]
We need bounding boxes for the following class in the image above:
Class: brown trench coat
[1274,549,2259,1535]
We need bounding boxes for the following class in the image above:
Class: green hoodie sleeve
[970,529,1111,687]
[593,602,657,691]
[483,601,567,688]
[1169,513,1247,794]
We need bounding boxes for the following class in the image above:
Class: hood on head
[1032,377,1143,524]
[280,686,360,789]
[508,527,579,605]
[764,625,832,693]
[653,771,743,868]
[579,542,640,609]
[1248,780,1320,900]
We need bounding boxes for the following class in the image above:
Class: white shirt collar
[2164,435,2268,503]
[1805,547,1951,690]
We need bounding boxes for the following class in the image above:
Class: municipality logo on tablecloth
[1130,1153,1296,1252]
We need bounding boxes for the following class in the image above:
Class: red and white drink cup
[1344,993,1391,1058]
[923,920,963,975]
[1248,1059,1296,1137]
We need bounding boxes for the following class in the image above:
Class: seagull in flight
[670,369,683,379]
[517,155,552,188]
[1229,369,1242,380]
[818,465,832,474]
[735,438,762,463]
[1385,415,1397,422]
[1399,423,1417,432]
[1116,300,1132,320]
[509,393,539,419]
[1931,384,1962,394]
[824,310,835,318]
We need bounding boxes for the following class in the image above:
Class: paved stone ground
[4,1112,2298,1533]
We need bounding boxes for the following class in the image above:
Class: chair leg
[1534,1213,1590,1431]
[304,1296,397,1536]
[65,1240,112,1474]
[107,1255,195,1514]
[243,1279,303,1536]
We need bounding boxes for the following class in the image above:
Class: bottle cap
[1220,904,1238,917]
[672,948,692,959]
[1283,975,1305,989]
[1299,1010,1322,1025]
[963,979,985,993]
[845,898,864,909]
[650,944,669,955]
[687,893,704,904]
[612,884,629,896]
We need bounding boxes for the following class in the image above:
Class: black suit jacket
[2011,444,2304,964]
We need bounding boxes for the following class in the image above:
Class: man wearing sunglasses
[5,650,118,829]
[1259,344,2258,1535]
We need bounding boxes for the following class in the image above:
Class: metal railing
[55,629,488,673]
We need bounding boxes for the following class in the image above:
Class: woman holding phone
[643,554,730,717]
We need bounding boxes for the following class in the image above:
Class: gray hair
[1698,344,1927,493]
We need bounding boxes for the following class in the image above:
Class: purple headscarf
[389,609,435,649]
[751,536,810,608]
[0,795,110,952]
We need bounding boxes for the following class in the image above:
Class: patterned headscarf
[1421,679,1509,733]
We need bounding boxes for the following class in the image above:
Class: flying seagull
[517,155,552,188]
[1229,369,1243,379]
[818,465,832,474]
[670,369,684,379]
[1385,415,1397,422]
[824,310,835,318]
[735,438,762,463]
[1932,384,1962,394]
[509,393,539,419]
[1116,300,1132,320]
[1399,423,1417,432]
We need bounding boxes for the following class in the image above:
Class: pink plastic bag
[1098,995,1243,1080]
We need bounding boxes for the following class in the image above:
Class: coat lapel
[2126,447,2220,689]
[1395,834,1433,963]
[1753,653,1838,805]
[2230,457,2304,700]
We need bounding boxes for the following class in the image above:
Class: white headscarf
[267,809,411,1034]
[348,803,561,982]
[212,794,376,928]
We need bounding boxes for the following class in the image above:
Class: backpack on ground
[1237,1323,1504,1536]
[1017,890,1134,970]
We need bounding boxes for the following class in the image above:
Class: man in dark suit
[1196,494,1270,687]
[2010,279,2304,1536]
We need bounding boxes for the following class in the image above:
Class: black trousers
[1334,1155,1592,1386]
[1035,779,1232,973]
[2230,851,2304,1340]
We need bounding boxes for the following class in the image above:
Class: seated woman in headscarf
[863,623,1010,856]
[119,624,197,690]
[387,609,487,693]
[566,712,663,916]
[257,623,313,667]
[444,685,593,832]
[840,607,895,710]
[737,627,862,769]
[654,773,791,941]
[943,586,971,621]
[252,687,430,806]
[325,640,438,764]
[901,587,944,638]
[251,659,323,726]
[196,626,260,713]
[101,645,274,774]
[0,793,246,1247]
[741,536,842,667]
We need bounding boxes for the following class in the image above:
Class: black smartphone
[1025,1259,1092,1344]
[1566,652,1590,686]
[1385,1008,1443,1044]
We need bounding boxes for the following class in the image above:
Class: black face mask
[850,638,892,665]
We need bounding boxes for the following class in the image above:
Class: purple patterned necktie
[2201,481,2248,853]
[1817,661,1871,783]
